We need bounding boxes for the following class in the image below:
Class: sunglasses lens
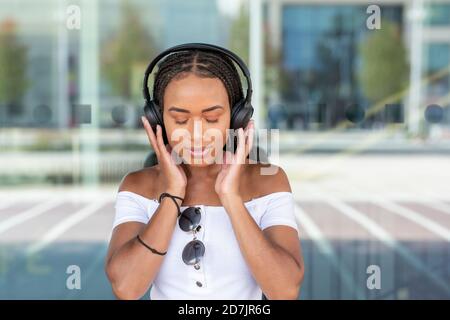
[182,240,205,265]
[178,207,201,232]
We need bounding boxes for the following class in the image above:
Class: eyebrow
[168,105,224,113]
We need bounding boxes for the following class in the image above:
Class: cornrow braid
[152,49,244,115]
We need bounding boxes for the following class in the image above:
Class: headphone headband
[142,43,252,106]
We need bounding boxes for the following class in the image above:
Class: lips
[186,144,213,157]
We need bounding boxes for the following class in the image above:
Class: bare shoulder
[246,162,292,198]
[117,164,161,199]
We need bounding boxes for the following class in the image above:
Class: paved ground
[0,154,449,299]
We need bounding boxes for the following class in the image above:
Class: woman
[105,44,304,300]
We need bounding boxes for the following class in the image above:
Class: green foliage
[228,2,249,66]
[0,19,28,104]
[358,20,409,104]
[101,0,157,101]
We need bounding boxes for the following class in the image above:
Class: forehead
[163,74,229,110]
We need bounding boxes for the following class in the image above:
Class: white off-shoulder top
[112,190,299,300]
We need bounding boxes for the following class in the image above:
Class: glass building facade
[280,5,403,130]
[1,0,450,300]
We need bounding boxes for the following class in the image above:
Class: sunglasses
[178,206,205,269]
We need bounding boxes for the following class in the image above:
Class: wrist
[165,188,185,200]
[159,196,182,219]
[219,193,243,207]
[165,188,185,206]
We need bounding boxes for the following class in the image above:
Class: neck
[181,163,222,181]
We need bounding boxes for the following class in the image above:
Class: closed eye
[175,119,219,125]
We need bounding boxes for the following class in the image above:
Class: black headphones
[142,43,254,145]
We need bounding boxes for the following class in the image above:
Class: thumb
[168,144,184,165]
[222,150,233,165]
[165,144,175,163]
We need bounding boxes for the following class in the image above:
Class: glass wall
[0,0,449,300]
[275,5,404,130]
[0,0,249,299]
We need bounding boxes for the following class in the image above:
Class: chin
[180,156,216,167]
[186,162,211,167]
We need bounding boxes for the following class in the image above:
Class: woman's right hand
[141,116,187,198]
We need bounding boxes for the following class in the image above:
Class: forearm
[221,194,302,299]
[106,196,180,299]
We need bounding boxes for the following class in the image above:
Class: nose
[192,119,203,146]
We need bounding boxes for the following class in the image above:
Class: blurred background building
[1,0,449,132]
[0,0,449,300]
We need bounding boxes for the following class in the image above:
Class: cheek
[165,125,188,148]
[163,114,186,142]
[203,120,229,147]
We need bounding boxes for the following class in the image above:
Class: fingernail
[141,116,144,123]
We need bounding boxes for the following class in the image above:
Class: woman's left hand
[215,120,254,199]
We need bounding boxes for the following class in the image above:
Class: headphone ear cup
[143,101,169,145]
[227,100,254,154]
[144,101,162,131]
[230,100,254,130]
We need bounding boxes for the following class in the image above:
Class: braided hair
[152,49,244,114]
[148,49,264,163]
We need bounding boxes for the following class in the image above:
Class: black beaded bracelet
[158,192,184,218]
[136,234,167,256]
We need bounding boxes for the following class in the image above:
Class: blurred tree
[229,1,289,127]
[228,2,249,66]
[264,22,282,97]
[101,0,157,102]
[358,20,409,105]
[0,18,28,115]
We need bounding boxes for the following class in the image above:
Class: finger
[244,119,253,132]
[243,120,251,145]
[141,116,160,158]
[165,143,180,165]
[141,116,158,153]
[236,128,246,164]
[222,150,233,166]
[156,124,170,162]
[245,121,254,159]
[164,144,173,163]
